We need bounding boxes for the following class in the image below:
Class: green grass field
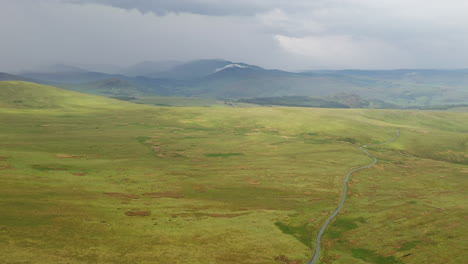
[126,96,256,108]
[0,81,466,264]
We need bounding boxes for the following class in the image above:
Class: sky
[1,0,468,72]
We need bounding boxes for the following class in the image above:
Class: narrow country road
[307,129,400,264]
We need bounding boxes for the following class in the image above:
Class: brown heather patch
[0,163,14,170]
[373,165,385,171]
[71,172,88,176]
[54,154,90,159]
[309,197,322,201]
[192,185,213,192]
[274,255,302,264]
[0,156,11,161]
[104,192,140,199]
[143,191,184,198]
[125,211,151,216]
[192,185,206,192]
[246,178,261,185]
[206,213,247,218]
[170,212,248,219]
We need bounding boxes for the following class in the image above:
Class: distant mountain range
[0,72,38,82]
[2,59,468,107]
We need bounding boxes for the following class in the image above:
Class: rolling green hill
[0,81,139,110]
[0,82,466,263]
[123,96,257,107]
[238,94,399,109]
[239,96,350,108]
[61,78,143,97]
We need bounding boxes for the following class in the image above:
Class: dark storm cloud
[1,0,468,71]
[64,0,281,15]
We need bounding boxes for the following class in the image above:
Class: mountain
[34,64,88,73]
[151,59,235,79]
[19,69,125,84]
[13,60,468,107]
[165,66,377,98]
[318,69,468,86]
[0,72,37,82]
[75,63,125,74]
[0,81,138,109]
[120,60,182,77]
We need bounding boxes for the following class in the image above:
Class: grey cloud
[1,0,468,71]
[64,0,287,16]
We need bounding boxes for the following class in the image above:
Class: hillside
[19,69,125,83]
[0,81,139,110]
[0,102,466,264]
[151,59,235,79]
[238,96,350,108]
[61,78,142,96]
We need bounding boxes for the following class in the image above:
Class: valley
[0,81,466,264]
[2,1,468,263]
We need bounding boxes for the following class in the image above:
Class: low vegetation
[0,81,466,264]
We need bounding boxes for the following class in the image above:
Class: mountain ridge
[8,59,468,106]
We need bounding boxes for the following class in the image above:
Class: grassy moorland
[123,96,256,108]
[0,81,466,264]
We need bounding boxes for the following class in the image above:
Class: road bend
[307,129,400,264]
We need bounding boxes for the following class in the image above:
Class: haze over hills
[3,59,467,108]
[118,60,183,77]
[0,72,37,82]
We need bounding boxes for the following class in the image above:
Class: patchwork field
[0,81,466,264]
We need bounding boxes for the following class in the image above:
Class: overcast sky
[1,0,468,72]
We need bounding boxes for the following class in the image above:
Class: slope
[60,78,142,97]
[0,104,466,264]
[0,81,141,110]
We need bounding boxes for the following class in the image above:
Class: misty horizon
[7,59,468,76]
[2,0,468,73]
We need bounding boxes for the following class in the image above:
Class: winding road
[307,129,400,264]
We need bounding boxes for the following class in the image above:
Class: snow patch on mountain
[214,64,248,73]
